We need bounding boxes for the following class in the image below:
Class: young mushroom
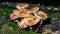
[24,16,40,26]
[10,9,31,20]
[36,11,48,20]
[26,7,39,14]
[31,7,39,13]
[33,11,48,32]
[10,9,20,20]
[16,3,29,10]
[17,15,40,29]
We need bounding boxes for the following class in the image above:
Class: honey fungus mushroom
[36,11,48,20]
[10,10,48,30]
[15,15,40,29]
[31,7,39,13]
[16,3,29,10]
[30,7,48,20]
[10,9,31,20]
[10,3,48,31]
[26,7,48,20]
[26,7,39,14]
[10,9,20,20]
[10,7,40,20]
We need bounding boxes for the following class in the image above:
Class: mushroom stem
[35,19,43,32]
[29,27,33,32]
[32,13,43,32]
[14,20,20,24]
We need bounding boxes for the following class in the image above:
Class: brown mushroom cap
[10,9,21,20]
[36,11,48,20]
[25,7,39,14]
[18,11,31,18]
[31,7,39,13]
[16,3,29,10]
[10,9,31,20]
[18,15,40,28]
[10,14,18,20]
[16,9,31,18]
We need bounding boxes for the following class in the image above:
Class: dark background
[0,0,60,6]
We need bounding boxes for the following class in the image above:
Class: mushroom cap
[26,7,39,14]
[18,15,40,28]
[10,14,18,20]
[18,11,31,18]
[31,7,39,13]
[37,11,48,20]
[10,9,31,20]
[16,9,31,18]
[16,3,29,10]
[10,9,21,20]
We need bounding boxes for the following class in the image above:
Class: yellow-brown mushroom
[36,11,48,20]
[10,9,31,20]
[31,7,39,13]
[16,3,29,10]
[17,15,40,29]
[10,9,20,20]
[26,7,39,13]
[10,4,48,31]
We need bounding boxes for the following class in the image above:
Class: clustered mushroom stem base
[35,19,43,32]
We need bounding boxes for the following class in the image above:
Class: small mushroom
[16,3,29,10]
[10,9,20,20]
[10,14,18,20]
[31,7,39,13]
[33,12,42,19]
[32,11,48,32]
[26,7,39,13]
[36,11,48,20]
[24,16,40,26]
[18,15,40,29]
[10,9,31,20]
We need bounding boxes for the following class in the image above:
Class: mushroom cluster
[10,3,48,31]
